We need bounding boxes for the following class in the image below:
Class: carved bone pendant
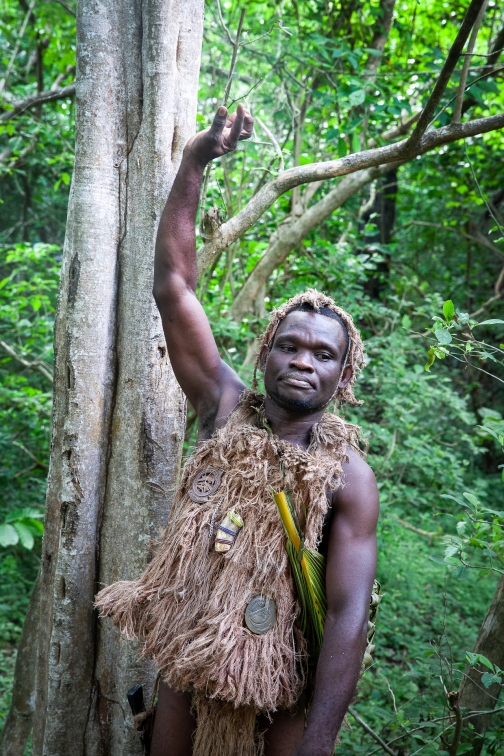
[214,510,243,553]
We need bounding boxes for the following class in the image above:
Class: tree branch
[0,339,53,382]
[223,9,246,106]
[362,0,396,82]
[255,116,284,172]
[0,0,36,96]
[348,706,397,756]
[52,0,76,17]
[13,441,49,469]
[0,83,75,122]
[216,0,235,45]
[197,111,504,274]
[407,0,488,148]
[453,0,489,123]
[392,514,438,541]
[229,165,386,320]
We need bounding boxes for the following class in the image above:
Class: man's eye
[280,346,295,352]
[317,353,332,361]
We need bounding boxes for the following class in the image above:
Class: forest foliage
[1,0,504,754]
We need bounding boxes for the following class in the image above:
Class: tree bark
[0,575,41,756]
[3,2,204,756]
[459,573,504,754]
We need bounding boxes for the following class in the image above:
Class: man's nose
[289,352,314,372]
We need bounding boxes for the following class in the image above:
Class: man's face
[261,310,352,413]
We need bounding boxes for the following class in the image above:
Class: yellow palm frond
[273,490,327,654]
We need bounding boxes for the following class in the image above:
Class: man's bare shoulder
[331,446,379,528]
[342,446,376,484]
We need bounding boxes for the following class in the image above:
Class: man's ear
[258,345,269,372]
[338,365,353,389]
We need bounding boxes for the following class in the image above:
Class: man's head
[253,289,364,410]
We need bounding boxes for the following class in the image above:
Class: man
[96,104,379,756]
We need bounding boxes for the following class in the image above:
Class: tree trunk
[459,573,504,755]
[3,2,204,755]
[359,167,398,299]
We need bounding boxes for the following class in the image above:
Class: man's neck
[263,395,325,449]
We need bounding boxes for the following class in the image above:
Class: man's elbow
[152,272,189,311]
[325,604,369,643]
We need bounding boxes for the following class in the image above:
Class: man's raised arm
[153,104,253,425]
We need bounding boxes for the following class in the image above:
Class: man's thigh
[260,694,306,756]
[151,681,195,756]
[151,682,305,756]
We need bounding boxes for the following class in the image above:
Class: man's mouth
[280,373,314,389]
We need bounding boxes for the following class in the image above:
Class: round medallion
[245,595,277,635]
[188,466,224,503]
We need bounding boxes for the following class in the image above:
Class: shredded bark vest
[96,390,360,714]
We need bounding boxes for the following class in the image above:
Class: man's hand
[184,103,253,166]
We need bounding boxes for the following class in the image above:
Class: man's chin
[267,388,328,413]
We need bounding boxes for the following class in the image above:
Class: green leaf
[0,523,19,547]
[443,300,455,321]
[348,89,366,107]
[477,654,495,671]
[444,544,459,558]
[463,492,479,507]
[474,319,504,326]
[401,314,411,329]
[435,328,452,345]
[5,508,44,523]
[481,672,501,688]
[424,347,436,371]
[13,522,35,550]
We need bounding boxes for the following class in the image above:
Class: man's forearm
[154,150,207,295]
[297,611,368,756]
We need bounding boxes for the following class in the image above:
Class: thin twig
[392,514,438,541]
[367,707,504,756]
[0,0,37,96]
[0,339,53,383]
[460,47,504,57]
[216,0,234,45]
[407,0,488,149]
[52,0,76,16]
[432,63,504,126]
[453,0,489,123]
[394,219,504,260]
[254,116,284,172]
[13,441,49,469]
[471,289,504,318]
[348,707,397,756]
[223,9,246,107]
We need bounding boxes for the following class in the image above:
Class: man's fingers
[208,106,228,138]
[239,110,254,141]
[228,104,246,147]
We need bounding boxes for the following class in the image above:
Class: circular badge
[188,466,224,503]
[245,595,277,635]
